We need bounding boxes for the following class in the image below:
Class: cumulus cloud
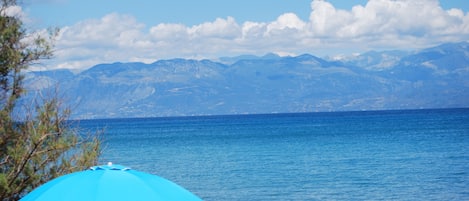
[37,0,469,70]
[189,17,241,39]
[1,4,30,23]
[58,13,146,47]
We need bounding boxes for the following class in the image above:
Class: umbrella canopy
[20,163,203,201]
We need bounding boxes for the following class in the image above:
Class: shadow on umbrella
[20,163,203,201]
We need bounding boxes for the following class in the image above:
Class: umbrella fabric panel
[19,171,96,200]
[20,165,203,201]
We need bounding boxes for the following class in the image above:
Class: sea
[77,108,469,201]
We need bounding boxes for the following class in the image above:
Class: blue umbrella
[20,163,203,201]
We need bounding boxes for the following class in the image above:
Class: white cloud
[37,0,469,70]
[150,23,188,40]
[1,5,23,17]
[58,13,145,47]
[267,13,306,33]
[1,5,34,24]
[188,17,240,39]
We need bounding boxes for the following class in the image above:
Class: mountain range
[23,42,469,119]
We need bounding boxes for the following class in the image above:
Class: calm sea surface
[77,109,469,201]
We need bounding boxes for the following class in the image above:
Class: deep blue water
[77,109,469,200]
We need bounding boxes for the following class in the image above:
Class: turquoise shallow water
[78,109,469,200]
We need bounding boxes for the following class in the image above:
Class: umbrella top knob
[89,162,131,171]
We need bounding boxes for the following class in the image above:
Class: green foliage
[0,0,101,200]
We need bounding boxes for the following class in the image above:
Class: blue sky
[17,0,469,70]
[26,0,367,27]
[25,0,469,27]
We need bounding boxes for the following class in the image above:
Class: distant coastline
[74,107,469,121]
[25,42,469,120]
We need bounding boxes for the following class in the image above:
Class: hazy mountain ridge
[24,42,469,119]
